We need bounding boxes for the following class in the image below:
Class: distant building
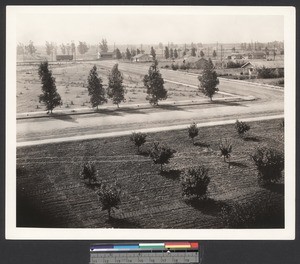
[183,57,210,69]
[132,54,153,62]
[56,55,73,61]
[227,53,245,60]
[247,51,267,60]
[241,60,284,75]
[98,51,116,60]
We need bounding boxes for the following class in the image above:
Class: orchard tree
[235,120,250,137]
[191,47,196,57]
[115,48,122,59]
[38,61,61,113]
[188,122,199,145]
[174,49,178,59]
[99,38,108,52]
[130,132,147,153]
[164,46,170,59]
[149,142,176,172]
[80,161,97,184]
[251,147,284,186]
[136,48,141,55]
[107,64,126,108]
[97,183,121,220]
[213,50,217,58]
[181,166,210,200]
[87,65,107,110]
[25,40,37,55]
[143,60,167,106]
[200,50,205,57]
[150,46,156,59]
[198,58,219,101]
[77,41,89,55]
[219,139,232,163]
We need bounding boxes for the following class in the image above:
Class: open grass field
[17,119,284,228]
[16,62,226,113]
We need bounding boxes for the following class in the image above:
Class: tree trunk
[108,209,111,220]
[117,103,119,108]
[160,164,163,172]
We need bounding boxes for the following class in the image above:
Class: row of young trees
[79,117,283,220]
[129,120,284,201]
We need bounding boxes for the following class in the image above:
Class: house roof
[184,56,207,63]
[249,51,266,56]
[132,54,152,59]
[99,51,115,55]
[241,60,284,69]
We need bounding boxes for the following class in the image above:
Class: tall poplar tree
[87,65,107,110]
[164,47,170,59]
[38,61,61,113]
[143,60,167,106]
[107,64,126,108]
[115,48,122,59]
[150,46,156,59]
[198,58,219,101]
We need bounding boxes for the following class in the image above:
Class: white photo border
[6,5,296,240]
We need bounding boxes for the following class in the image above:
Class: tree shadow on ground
[138,150,150,157]
[265,183,284,195]
[194,142,210,148]
[211,100,247,107]
[229,161,248,168]
[49,113,78,123]
[157,104,190,111]
[114,107,147,115]
[243,136,260,142]
[186,198,229,216]
[160,169,181,180]
[106,217,141,228]
[83,181,102,191]
[94,109,123,116]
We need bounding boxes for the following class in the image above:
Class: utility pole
[221,45,223,68]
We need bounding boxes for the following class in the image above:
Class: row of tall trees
[38,59,219,113]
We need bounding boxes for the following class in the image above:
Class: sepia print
[6,6,295,239]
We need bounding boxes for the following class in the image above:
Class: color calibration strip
[90,242,198,252]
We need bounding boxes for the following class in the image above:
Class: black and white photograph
[6,6,295,239]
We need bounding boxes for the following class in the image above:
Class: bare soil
[17,119,284,228]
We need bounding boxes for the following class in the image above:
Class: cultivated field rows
[17,119,284,228]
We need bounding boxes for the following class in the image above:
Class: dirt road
[17,60,284,143]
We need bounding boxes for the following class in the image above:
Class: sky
[15,7,284,46]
